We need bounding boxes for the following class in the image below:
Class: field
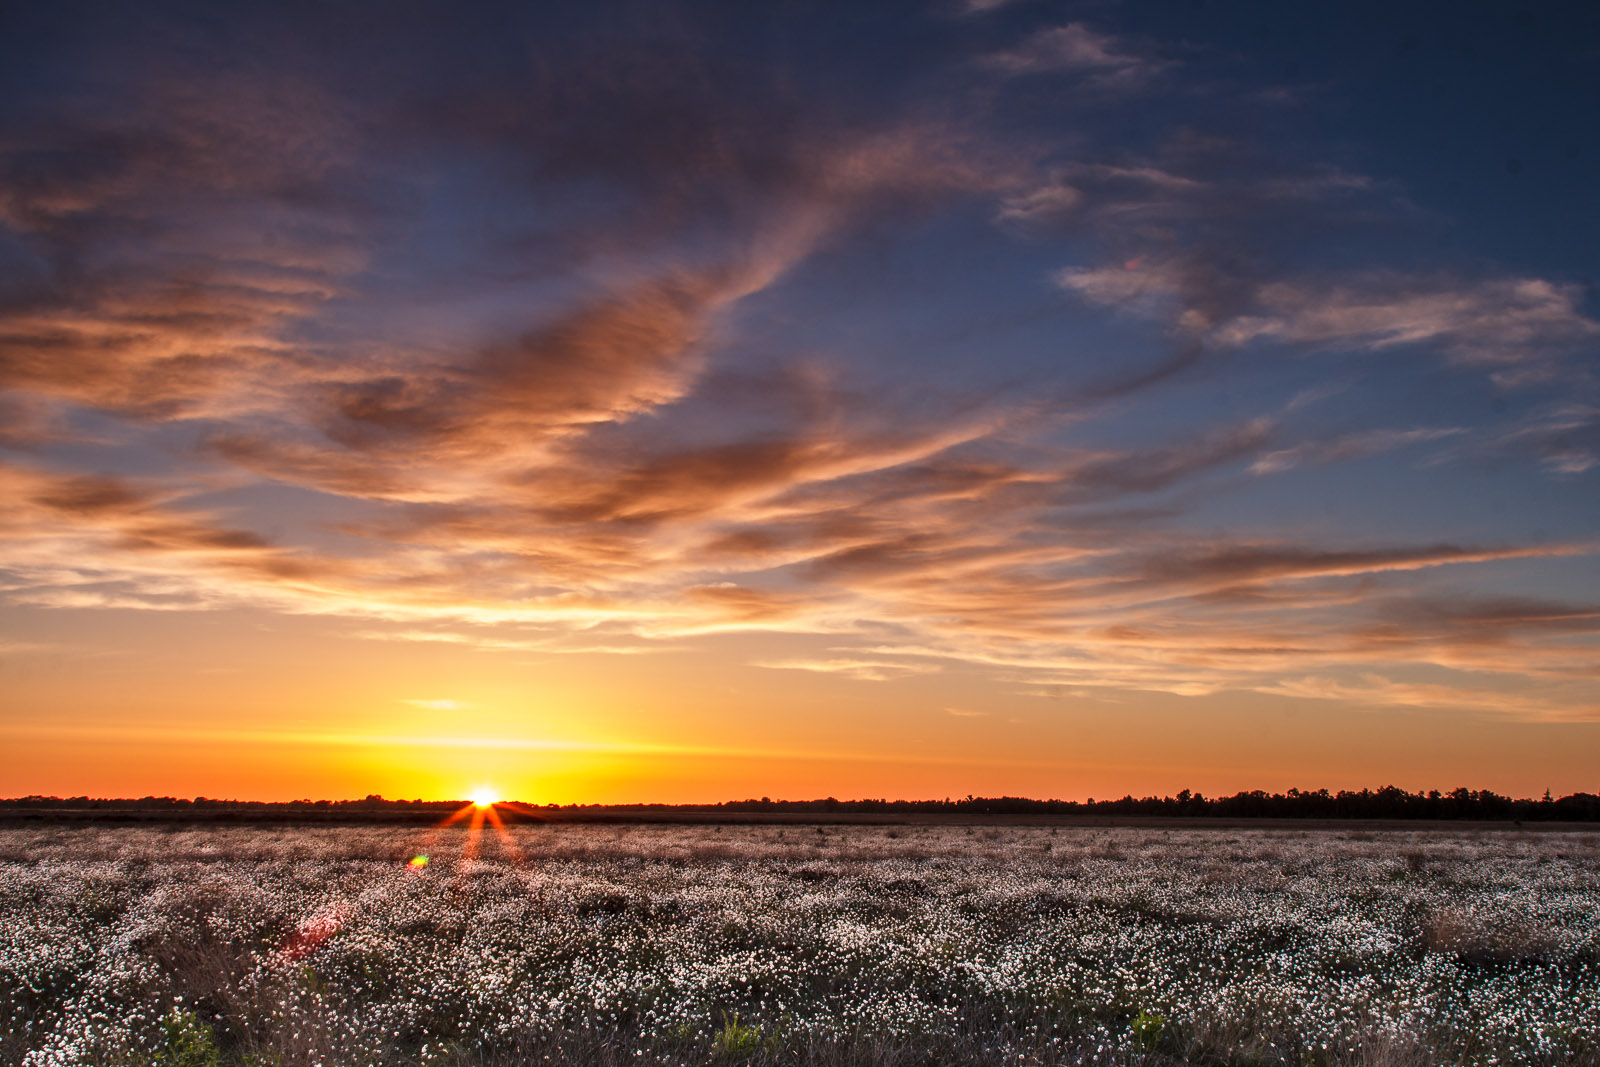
[3,823,1598,1067]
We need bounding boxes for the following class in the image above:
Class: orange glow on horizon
[4,666,1599,803]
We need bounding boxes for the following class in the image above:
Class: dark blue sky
[1126,0,1599,283]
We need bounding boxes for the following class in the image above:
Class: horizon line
[5,784,1595,808]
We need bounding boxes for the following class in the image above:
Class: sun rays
[413,792,549,872]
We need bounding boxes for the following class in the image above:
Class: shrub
[155,1010,220,1067]
[1131,1009,1165,1051]
[712,1013,765,1060]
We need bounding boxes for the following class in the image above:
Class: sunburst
[411,789,547,874]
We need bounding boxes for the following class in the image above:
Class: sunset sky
[1,1,1596,803]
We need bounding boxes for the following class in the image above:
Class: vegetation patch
[3,824,1598,1067]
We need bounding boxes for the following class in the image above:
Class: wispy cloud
[981,24,1165,86]
[753,657,943,683]
[0,639,54,654]
[400,698,471,711]
[1259,672,1592,723]
[1250,428,1464,474]
[1058,263,1599,377]
[1487,404,1600,475]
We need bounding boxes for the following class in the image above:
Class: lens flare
[420,793,544,877]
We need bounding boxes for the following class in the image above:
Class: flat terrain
[4,824,1598,1066]
[5,803,1593,832]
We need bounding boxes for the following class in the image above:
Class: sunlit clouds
[1,2,1597,798]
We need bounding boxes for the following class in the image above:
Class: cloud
[350,630,551,652]
[309,273,729,473]
[1358,595,1600,653]
[1250,427,1465,474]
[401,698,471,711]
[0,639,54,654]
[1260,673,1593,722]
[0,461,366,612]
[1026,140,1597,387]
[1065,418,1273,496]
[996,184,1085,225]
[1214,276,1600,367]
[985,127,1594,393]
[999,163,1202,227]
[1488,404,1600,475]
[753,657,941,682]
[1059,261,1600,383]
[0,59,365,432]
[0,3,1594,729]
[981,24,1163,86]
[1133,541,1586,587]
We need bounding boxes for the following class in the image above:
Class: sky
[0,0,1596,804]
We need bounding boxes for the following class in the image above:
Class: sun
[469,788,498,809]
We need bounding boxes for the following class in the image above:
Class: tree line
[5,786,1598,821]
[716,786,1600,821]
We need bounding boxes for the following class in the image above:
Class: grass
[710,1013,766,1059]
[3,823,1598,1066]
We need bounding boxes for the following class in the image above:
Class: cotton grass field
[3,822,1598,1067]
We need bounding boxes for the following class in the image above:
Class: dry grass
[4,823,1599,1067]
[1419,905,1559,964]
